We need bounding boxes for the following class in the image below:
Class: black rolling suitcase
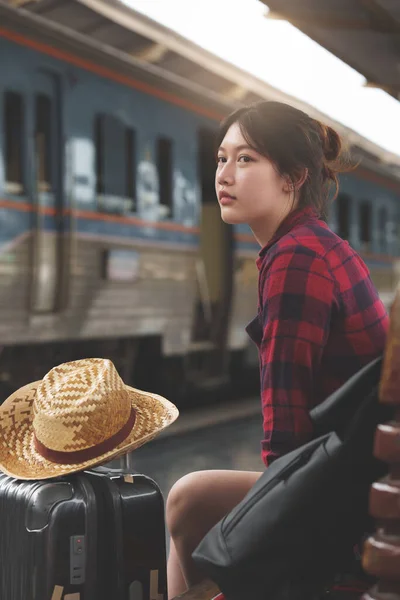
[0,465,167,600]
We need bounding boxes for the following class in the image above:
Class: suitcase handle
[90,451,135,475]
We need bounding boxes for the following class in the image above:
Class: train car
[0,0,399,402]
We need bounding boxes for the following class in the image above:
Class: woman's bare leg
[166,469,262,599]
[167,539,187,597]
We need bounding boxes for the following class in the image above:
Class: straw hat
[0,358,179,480]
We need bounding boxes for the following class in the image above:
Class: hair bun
[320,124,341,162]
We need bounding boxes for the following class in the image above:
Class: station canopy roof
[260,0,400,102]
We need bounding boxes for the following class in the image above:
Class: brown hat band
[33,407,136,465]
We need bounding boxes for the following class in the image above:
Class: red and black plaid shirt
[246,206,389,467]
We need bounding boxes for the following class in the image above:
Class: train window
[359,201,372,251]
[337,193,350,240]
[125,127,136,212]
[4,91,24,194]
[35,94,52,192]
[157,137,173,217]
[378,207,388,253]
[94,114,105,195]
[94,114,136,213]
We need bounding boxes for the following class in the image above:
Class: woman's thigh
[167,469,263,536]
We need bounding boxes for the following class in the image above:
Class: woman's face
[215,122,293,241]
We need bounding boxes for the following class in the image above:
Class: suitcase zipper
[103,476,125,600]
[77,475,98,599]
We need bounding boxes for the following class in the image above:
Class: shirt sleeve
[259,246,335,466]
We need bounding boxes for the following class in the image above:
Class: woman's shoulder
[258,233,337,295]
[259,222,370,301]
[272,220,363,270]
[260,221,344,271]
[284,221,382,307]
[290,219,350,256]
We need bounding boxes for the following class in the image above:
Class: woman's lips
[219,192,236,206]
[220,197,235,206]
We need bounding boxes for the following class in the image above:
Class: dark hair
[216,101,353,218]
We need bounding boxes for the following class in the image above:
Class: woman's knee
[166,471,204,539]
[166,469,262,542]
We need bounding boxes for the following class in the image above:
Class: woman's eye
[217,156,226,164]
[238,155,252,163]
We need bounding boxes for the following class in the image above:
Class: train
[0,0,399,404]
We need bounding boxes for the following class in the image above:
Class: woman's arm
[259,246,336,466]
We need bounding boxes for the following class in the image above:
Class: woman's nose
[216,164,234,186]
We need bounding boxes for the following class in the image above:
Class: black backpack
[192,357,390,600]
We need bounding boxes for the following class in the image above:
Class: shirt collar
[256,206,318,270]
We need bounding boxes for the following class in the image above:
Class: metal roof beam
[262,0,400,102]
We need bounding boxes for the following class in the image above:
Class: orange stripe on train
[0,199,200,233]
[0,27,223,122]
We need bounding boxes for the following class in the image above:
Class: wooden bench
[363,287,400,599]
[173,286,400,600]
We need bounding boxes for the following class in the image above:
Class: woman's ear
[282,177,294,193]
[283,168,309,193]
[295,168,309,190]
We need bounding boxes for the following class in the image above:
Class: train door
[30,71,65,314]
[191,127,234,377]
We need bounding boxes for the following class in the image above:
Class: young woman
[166,101,389,599]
